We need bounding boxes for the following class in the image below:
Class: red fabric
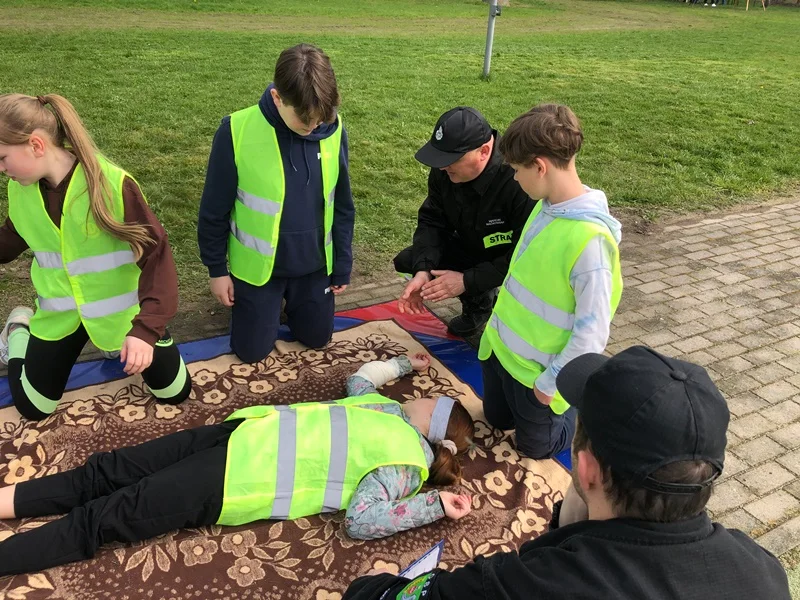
[337,301,456,339]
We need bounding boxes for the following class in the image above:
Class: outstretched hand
[440,492,472,520]
[398,272,431,315]
[408,352,431,372]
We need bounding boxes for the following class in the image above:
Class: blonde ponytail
[0,93,154,259]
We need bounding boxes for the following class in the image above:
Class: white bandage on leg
[353,359,402,389]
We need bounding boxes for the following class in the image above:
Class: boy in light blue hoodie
[478,104,623,459]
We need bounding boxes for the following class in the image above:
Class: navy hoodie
[197,84,355,285]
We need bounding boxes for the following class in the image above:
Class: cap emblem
[435,126,443,141]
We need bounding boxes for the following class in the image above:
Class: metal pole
[482,0,499,80]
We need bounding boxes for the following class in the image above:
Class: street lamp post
[482,0,500,80]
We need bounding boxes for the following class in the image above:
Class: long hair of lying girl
[428,400,475,485]
[0,93,153,258]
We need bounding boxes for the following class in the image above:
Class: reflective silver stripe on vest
[490,314,558,367]
[230,220,275,256]
[504,275,575,331]
[66,250,136,277]
[322,406,349,513]
[34,252,63,269]
[325,231,332,246]
[38,295,78,312]
[270,408,298,519]
[237,188,281,216]
[516,212,555,260]
[79,290,139,319]
[327,189,335,205]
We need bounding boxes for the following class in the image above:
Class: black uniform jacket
[409,133,534,294]
[343,511,790,600]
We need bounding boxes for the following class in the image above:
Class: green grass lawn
[0,0,798,311]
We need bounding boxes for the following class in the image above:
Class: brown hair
[0,93,154,259]
[273,44,341,126]
[428,400,475,486]
[499,103,584,169]
[572,418,715,522]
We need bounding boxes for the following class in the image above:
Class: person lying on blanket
[0,353,475,576]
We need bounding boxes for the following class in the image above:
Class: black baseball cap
[556,346,729,494]
[415,107,493,168]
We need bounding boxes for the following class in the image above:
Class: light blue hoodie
[541,186,622,243]
[525,186,622,397]
[527,186,622,244]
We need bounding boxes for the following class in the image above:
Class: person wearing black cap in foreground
[395,107,533,337]
[343,346,791,600]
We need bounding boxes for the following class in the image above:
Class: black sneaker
[447,289,498,337]
[447,310,491,337]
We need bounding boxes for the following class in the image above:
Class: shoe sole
[0,307,34,346]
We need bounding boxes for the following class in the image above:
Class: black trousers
[0,421,241,576]
[230,268,335,363]
[481,354,577,459]
[8,325,192,421]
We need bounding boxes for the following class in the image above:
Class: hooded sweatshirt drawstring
[271,103,315,186]
[303,140,311,186]
[288,136,298,172]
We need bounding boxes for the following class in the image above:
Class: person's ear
[576,449,603,493]
[534,156,548,177]
[28,133,47,158]
[270,87,282,106]
[479,142,492,159]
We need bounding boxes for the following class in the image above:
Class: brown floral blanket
[0,319,570,600]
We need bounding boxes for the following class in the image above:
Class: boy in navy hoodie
[198,44,355,363]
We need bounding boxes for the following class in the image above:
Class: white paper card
[399,540,445,579]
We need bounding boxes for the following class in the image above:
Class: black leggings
[7,325,192,420]
[0,420,241,576]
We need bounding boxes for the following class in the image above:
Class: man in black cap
[343,346,791,600]
[395,107,534,337]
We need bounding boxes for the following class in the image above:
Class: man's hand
[408,352,431,372]
[440,492,472,520]
[533,385,554,406]
[210,275,234,307]
[120,336,154,375]
[330,284,348,295]
[421,270,465,303]
[398,272,431,315]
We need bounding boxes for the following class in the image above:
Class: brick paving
[337,199,800,558]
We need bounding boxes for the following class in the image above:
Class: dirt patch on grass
[0,4,713,36]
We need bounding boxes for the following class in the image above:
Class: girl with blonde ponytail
[0,93,191,422]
